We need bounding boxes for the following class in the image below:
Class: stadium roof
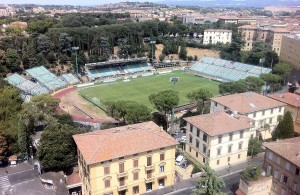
[85,57,148,68]
[73,121,178,165]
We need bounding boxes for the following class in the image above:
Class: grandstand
[190,56,271,82]
[85,57,153,81]
[26,66,68,91]
[5,73,49,95]
[61,73,80,85]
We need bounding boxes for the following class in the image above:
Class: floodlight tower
[150,40,156,64]
[72,47,79,76]
[170,77,179,131]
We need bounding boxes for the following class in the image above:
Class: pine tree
[272,111,294,140]
[179,43,187,60]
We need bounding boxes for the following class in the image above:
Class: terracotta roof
[270,28,290,33]
[268,92,300,107]
[264,137,300,167]
[184,111,252,136]
[238,25,257,29]
[236,188,246,195]
[66,170,81,187]
[73,121,178,165]
[211,92,286,114]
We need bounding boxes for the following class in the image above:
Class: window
[214,102,217,106]
[203,157,206,163]
[158,178,165,187]
[217,148,221,156]
[239,142,243,150]
[160,153,165,161]
[253,112,256,118]
[197,129,200,137]
[104,166,110,175]
[147,156,152,166]
[276,157,281,164]
[295,168,300,176]
[262,110,265,116]
[196,140,199,148]
[280,187,286,195]
[240,130,244,138]
[293,182,297,192]
[268,151,273,160]
[133,171,139,180]
[217,160,220,165]
[119,177,125,186]
[271,181,276,190]
[133,186,139,194]
[196,152,198,157]
[238,154,241,159]
[228,145,232,153]
[203,134,207,142]
[285,162,290,170]
[203,145,207,153]
[270,118,273,124]
[218,135,222,144]
[274,170,279,179]
[133,159,138,168]
[160,165,164,173]
[281,175,288,184]
[189,135,193,144]
[271,108,274,114]
[105,179,110,188]
[190,124,193,133]
[189,147,191,152]
[279,107,282,112]
[229,133,233,141]
[228,157,230,162]
[119,163,124,173]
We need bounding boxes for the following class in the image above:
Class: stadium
[4,56,271,126]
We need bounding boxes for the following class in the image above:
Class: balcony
[117,171,128,178]
[145,175,156,183]
[117,183,128,191]
[144,164,155,171]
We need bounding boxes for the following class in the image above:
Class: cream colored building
[280,34,300,70]
[203,29,232,45]
[236,172,272,195]
[73,121,178,195]
[238,25,290,54]
[210,92,285,140]
[184,111,252,170]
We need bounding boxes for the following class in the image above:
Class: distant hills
[156,0,300,7]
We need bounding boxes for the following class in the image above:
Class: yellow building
[184,111,253,170]
[280,34,300,70]
[73,121,178,195]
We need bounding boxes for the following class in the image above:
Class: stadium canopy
[85,57,148,68]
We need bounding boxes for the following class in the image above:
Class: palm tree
[192,163,226,195]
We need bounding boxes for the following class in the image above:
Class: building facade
[73,121,178,195]
[203,29,232,45]
[184,111,252,170]
[210,92,285,140]
[236,172,272,195]
[263,137,300,195]
[280,34,300,70]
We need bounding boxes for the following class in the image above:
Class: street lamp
[72,47,79,76]
[150,41,156,64]
[170,77,179,132]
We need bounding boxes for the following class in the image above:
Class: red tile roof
[73,121,178,165]
[211,92,286,114]
[66,170,81,187]
[184,111,252,136]
[268,92,300,107]
[264,137,300,167]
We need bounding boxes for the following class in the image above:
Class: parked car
[171,131,181,137]
[180,136,186,143]
[175,155,186,166]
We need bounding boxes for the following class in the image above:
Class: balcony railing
[117,171,128,178]
[145,175,156,183]
[144,164,155,171]
[117,183,128,191]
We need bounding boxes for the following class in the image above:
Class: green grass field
[78,71,220,109]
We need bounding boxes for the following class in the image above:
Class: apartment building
[73,121,178,195]
[210,92,285,140]
[184,111,252,170]
[238,25,290,54]
[203,29,232,45]
[263,137,300,195]
[280,34,300,70]
[218,16,257,25]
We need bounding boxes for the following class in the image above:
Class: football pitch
[78,71,220,109]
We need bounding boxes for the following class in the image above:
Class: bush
[192,165,202,174]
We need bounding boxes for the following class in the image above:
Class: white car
[175,155,186,166]
[180,136,186,143]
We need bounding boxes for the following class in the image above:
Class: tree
[149,90,179,114]
[272,61,292,84]
[38,121,87,170]
[247,137,263,158]
[27,18,53,34]
[187,88,213,114]
[260,73,282,92]
[244,76,265,93]
[59,33,72,55]
[37,34,51,55]
[272,111,294,140]
[179,43,187,60]
[264,51,279,68]
[245,41,267,65]
[192,163,225,195]
[5,48,20,72]
[219,80,248,94]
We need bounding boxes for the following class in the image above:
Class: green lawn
[78,71,220,109]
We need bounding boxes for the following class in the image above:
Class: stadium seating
[61,73,80,85]
[26,66,67,91]
[190,56,272,82]
[5,73,49,95]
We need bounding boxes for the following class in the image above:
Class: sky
[1,0,145,6]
